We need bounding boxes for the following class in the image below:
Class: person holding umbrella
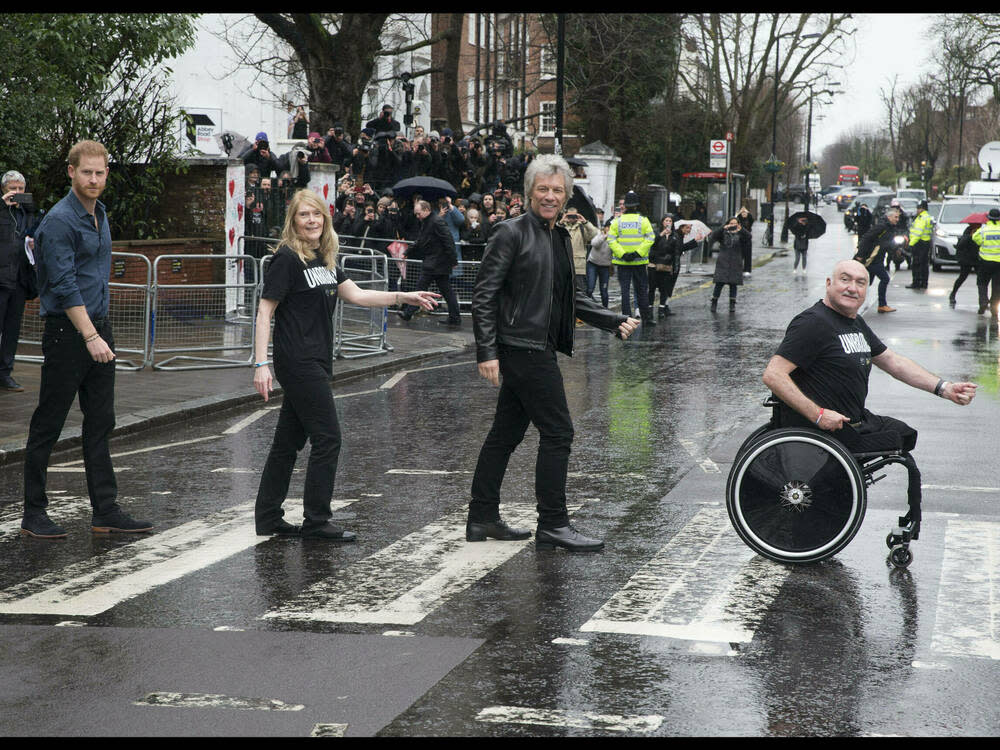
[783,210,826,276]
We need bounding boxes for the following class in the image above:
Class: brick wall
[158,158,238,255]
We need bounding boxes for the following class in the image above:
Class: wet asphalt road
[1,204,999,736]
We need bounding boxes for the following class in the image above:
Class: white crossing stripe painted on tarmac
[0,496,92,536]
[0,500,353,616]
[475,706,663,733]
[579,507,789,644]
[930,518,1000,660]
[134,692,304,711]
[379,371,408,390]
[262,503,568,626]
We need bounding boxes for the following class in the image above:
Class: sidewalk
[0,251,777,466]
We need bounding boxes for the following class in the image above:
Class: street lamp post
[803,81,840,212]
[768,31,822,247]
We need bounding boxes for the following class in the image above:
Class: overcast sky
[810,13,934,156]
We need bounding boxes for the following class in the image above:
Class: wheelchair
[726,396,922,569]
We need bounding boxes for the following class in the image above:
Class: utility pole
[555,13,565,155]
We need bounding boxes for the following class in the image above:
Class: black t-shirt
[261,245,345,374]
[775,300,887,422]
[548,230,571,349]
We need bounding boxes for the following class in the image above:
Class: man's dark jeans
[255,362,342,531]
[470,346,574,529]
[0,285,26,376]
[24,317,119,518]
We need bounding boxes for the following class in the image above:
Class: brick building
[429,14,581,154]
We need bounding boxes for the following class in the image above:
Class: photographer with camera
[240,132,281,178]
[557,206,598,295]
[707,216,750,312]
[305,132,332,164]
[325,124,354,170]
[0,170,39,392]
[365,104,401,136]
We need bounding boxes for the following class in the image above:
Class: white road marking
[54,620,87,627]
[930,518,1000,660]
[334,389,380,399]
[475,706,663,733]
[379,371,408,390]
[47,466,132,473]
[382,630,416,637]
[385,468,642,480]
[680,439,720,473]
[311,723,348,737]
[922,484,1000,494]
[223,407,279,435]
[552,637,589,646]
[263,504,576,626]
[0,501,354,616]
[386,469,472,475]
[134,692,304,711]
[579,507,789,644]
[53,435,222,466]
[0,495,92,535]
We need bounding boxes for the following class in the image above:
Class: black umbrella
[565,185,599,226]
[391,176,457,201]
[785,210,826,239]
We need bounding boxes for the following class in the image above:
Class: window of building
[540,46,556,80]
[540,101,556,135]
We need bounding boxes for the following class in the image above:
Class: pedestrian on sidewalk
[21,140,152,539]
[252,189,439,540]
[0,170,38,393]
[468,154,639,551]
[737,206,755,277]
[708,217,748,311]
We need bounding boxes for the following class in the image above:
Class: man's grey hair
[524,154,573,200]
[1,171,26,189]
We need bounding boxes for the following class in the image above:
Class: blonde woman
[253,189,439,540]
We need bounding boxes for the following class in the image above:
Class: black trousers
[0,284,26,376]
[910,240,930,287]
[951,263,976,298]
[740,236,753,273]
[401,271,461,323]
[647,266,672,308]
[255,362,343,532]
[23,317,119,518]
[470,346,574,529]
[977,259,1000,315]
[713,282,738,300]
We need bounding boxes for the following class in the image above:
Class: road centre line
[475,706,663,733]
[0,500,355,616]
[134,692,304,711]
[54,435,223,467]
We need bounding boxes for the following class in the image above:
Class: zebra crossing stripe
[579,507,789,644]
[0,500,351,617]
[475,706,663,733]
[262,503,558,626]
[134,692,304,711]
[930,518,1000,660]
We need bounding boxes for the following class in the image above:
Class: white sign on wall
[180,107,223,155]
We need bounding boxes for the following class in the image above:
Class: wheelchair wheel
[726,428,867,564]
[734,423,774,463]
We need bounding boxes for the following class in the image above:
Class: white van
[962,180,1000,198]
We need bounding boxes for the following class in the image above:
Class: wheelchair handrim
[729,434,866,561]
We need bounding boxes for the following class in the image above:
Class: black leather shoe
[300,522,357,542]
[466,518,531,542]
[0,375,24,392]
[20,514,68,539]
[91,510,153,534]
[535,525,604,551]
[710,298,718,312]
[256,519,301,536]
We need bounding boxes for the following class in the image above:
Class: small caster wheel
[890,545,913,569]
[886,533,896,550]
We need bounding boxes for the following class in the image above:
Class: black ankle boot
[710,297,718,312]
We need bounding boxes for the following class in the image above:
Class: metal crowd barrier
[150,254,259,370]
[336,250,392,359]
[15,251,153,371]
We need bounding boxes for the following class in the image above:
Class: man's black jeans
[24,317,119,519]
[470,346,574,529]
[255,362,342,532]
[401,271,461,324]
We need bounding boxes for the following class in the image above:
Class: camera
[12,193,33,205]
[258,140,269,151]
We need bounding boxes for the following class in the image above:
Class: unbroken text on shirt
[838,332,870,355]
[304,266,339,289]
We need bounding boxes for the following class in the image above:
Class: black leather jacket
[472,208,627,362]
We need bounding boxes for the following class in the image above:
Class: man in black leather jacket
[467,154,639,551]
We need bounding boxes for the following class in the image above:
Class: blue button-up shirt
[34,189,111,318]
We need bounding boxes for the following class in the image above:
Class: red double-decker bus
[837,165,860,186]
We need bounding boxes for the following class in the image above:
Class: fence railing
[149,254,259,371]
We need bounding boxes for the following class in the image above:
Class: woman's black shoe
[466,519,531,542]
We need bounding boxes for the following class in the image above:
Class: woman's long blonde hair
[277,188,339,270]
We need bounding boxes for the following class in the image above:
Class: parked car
[931,196,1000,270]
[897,198,920,221]
[844,193,896,232]
[962,180,1000,199]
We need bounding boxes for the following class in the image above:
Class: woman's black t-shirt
[262,245,345,374]
[775,300,887,422]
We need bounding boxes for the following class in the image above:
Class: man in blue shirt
[21,140,152,539]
